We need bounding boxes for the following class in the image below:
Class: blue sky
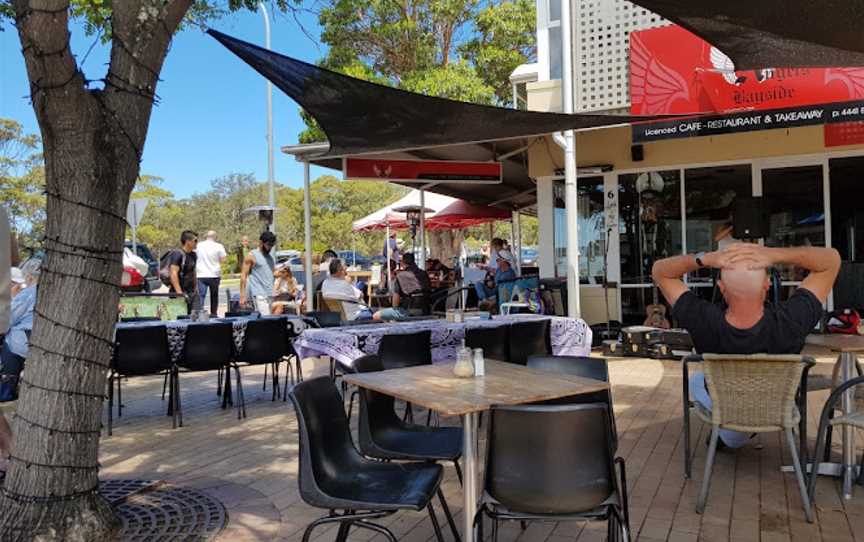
[0,8,331,198]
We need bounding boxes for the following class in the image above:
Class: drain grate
[100,480,227,541]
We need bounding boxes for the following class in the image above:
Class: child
[271,263,300,315]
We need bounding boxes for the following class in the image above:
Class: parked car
[337,250,372,269]
[521,247,538,267]
[124,241,160,292]
[274,249,301,264]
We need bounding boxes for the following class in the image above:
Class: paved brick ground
[100,346,864,541]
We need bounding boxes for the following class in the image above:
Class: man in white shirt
[322,259,403,322]
[196,230,227,315]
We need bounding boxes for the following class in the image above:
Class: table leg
[841,352,856,500]
[462,411,479,542]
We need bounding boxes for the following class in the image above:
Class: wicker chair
[693,354,814,523]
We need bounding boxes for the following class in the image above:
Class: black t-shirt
[168,249,197,295]
[671,288,823,354]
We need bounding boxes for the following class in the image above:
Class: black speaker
[631,144,644,162]
[733,197,767,239]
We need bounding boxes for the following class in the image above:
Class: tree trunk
[428,229,464,263]
[0,91,137,540]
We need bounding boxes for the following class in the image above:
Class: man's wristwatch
[694,252,706,268]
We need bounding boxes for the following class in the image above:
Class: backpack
[158,250,185,288]
[826,308,864,335]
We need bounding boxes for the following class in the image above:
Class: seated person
[653,243,840,449]
[271,263,300,315]
[0,258,40,472]
[392,253,431,310]
[474,249,517,309]
[322,258,403,322]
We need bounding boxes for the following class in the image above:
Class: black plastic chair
[507,320,551,365]
[305,311,342,328]
[465,325,510,362]
[177,322,236,423]
[377,330,433,423]
[233,317,289,417]
[476,403,630,542]
[353,354,464,498]
[527,355,617,447]
[225,311,260,319]
[109,325,174,435]
[288,377,454,542]
[120,316,161,323]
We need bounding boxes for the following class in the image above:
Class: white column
[561,0,580,318]
[385,223,392,293]
[419,189,427,270]
[303,161,314,311]
[536,177,556,278]
[511,211,521,275]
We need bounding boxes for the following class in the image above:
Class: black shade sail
[208,30,669,158]
[630,0,864,69]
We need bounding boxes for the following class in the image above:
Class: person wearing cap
[240,231,277,315]
[9,267,25,299]
[474,249,517,308]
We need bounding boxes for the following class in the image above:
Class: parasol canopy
[630,0,864,69]
[352,190,511,232]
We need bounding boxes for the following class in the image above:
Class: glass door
[758,163,826,300]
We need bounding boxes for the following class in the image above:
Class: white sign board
[126,198,149,228]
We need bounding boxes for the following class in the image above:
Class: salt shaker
[472,348,485,377]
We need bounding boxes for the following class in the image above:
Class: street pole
[419,189,426,270]
[303,161,314,311]
[561,0,581,318]
[260,2,276,235]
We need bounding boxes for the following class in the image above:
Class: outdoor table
[293,314,593,367]
[804,334,864,499]
[342,359,609,542]
[116,315,307,363]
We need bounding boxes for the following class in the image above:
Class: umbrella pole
[303,161,314,312]
[385,223,392,294]
[419,189,426,269]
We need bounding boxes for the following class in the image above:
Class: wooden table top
[806,334,864,353]
[342,359,610,417]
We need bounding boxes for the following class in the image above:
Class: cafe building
[518,11,864,325]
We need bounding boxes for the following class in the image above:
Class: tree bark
[0,2,192,539]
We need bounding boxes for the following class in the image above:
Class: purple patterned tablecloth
[293,314,592,366]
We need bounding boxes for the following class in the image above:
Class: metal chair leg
[437,488,461,542]
[107,373,114,436]
[118,376,123,417]
[427,501,446,542]
[786,428,813,523]
[454,460,463,486]
[175,369,183,428]
[263,363,268,391]
[217,367,222,397]
[334,521,351,542]
[161,371,168,401]
[696,426,720,514]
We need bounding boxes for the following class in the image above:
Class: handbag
[0,343,24,402]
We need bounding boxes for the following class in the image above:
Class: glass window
[618,170,682,285]
[549,26,563,80]
[548,0,561,22]
[829,157,864,312]
[684,165,752,285]
[553,177,605,282]
[762,166,825,282]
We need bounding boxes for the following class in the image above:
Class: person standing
[240,231,276,315]
[169,230,199,312]
[196,230,227,315]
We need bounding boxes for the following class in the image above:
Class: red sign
[343,158,502,184]
[630,25,864,115]
[825,122,864,147]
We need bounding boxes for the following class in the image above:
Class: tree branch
[11,1,86,116]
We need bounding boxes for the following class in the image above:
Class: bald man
[653,243,840,448]
[196,230,227,315]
